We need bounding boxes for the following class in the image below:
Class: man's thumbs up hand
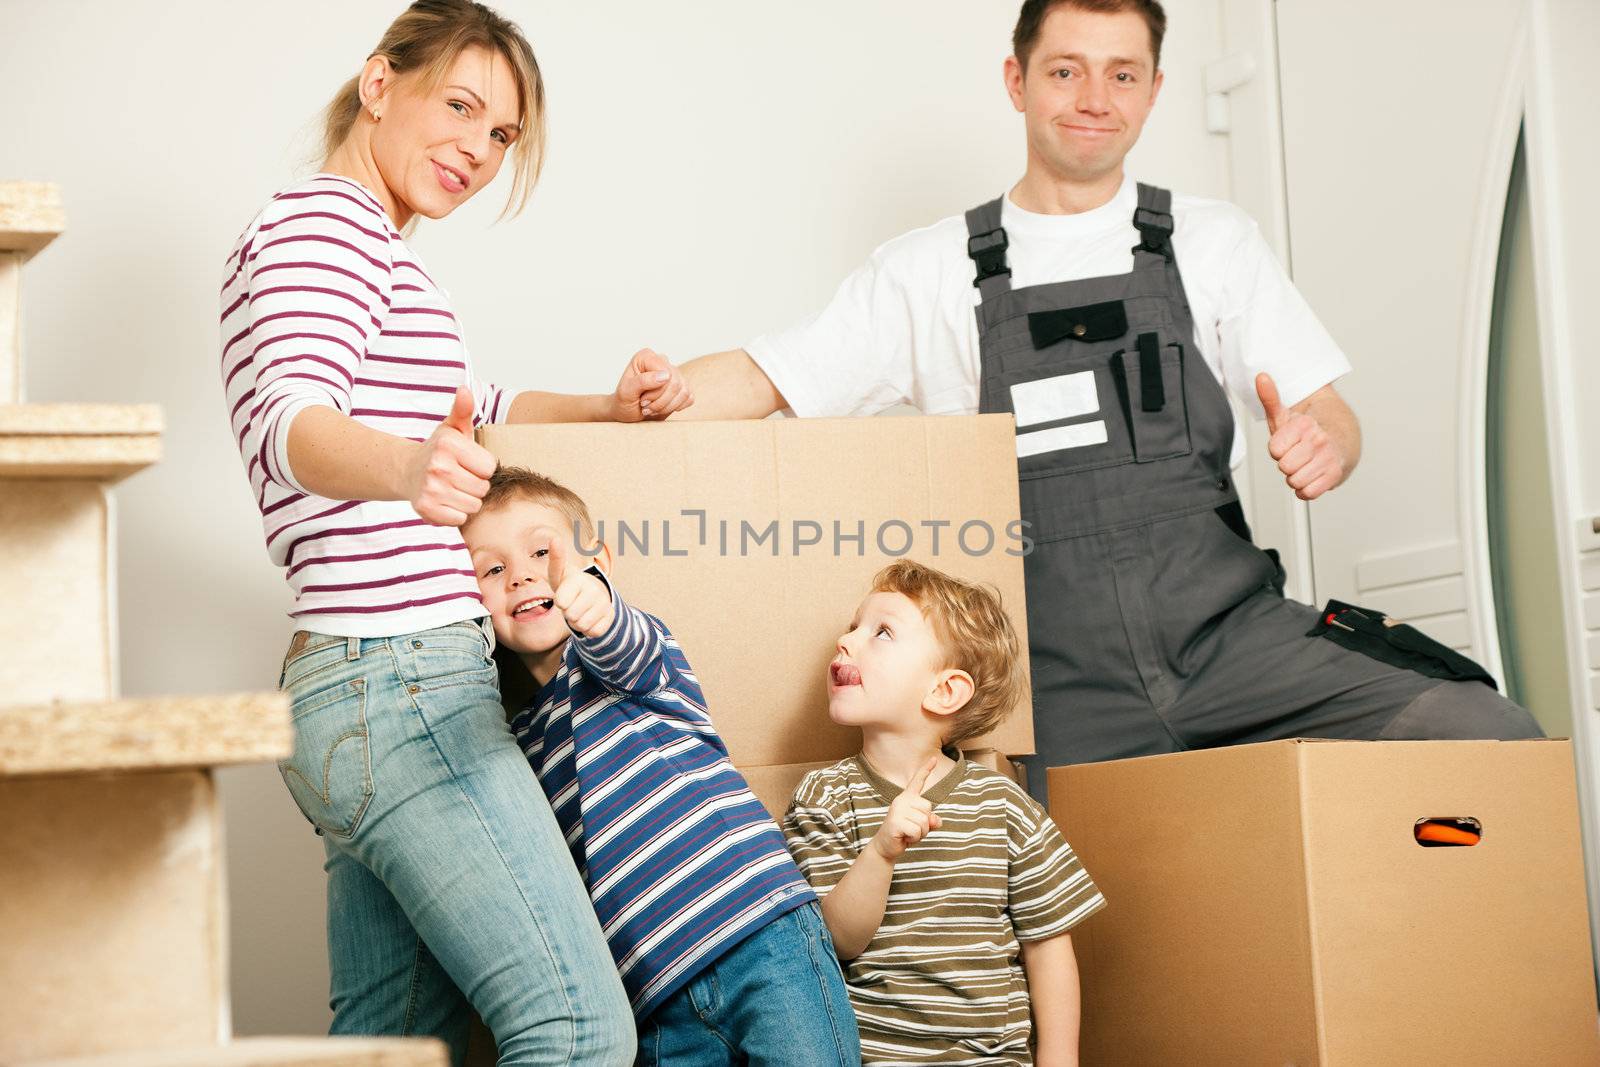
[1256,372,1286,434]
[405,386,497,526]
[1256,373,1344,502]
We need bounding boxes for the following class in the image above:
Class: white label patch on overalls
[1016,420,1109,457]
[1010,371,1099,428]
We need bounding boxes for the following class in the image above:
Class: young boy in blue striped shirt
[462,466,860,1064]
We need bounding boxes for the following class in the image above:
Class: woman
[220,2,687,1062]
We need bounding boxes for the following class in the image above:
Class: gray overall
[965,186,1542,799]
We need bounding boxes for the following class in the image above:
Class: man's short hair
[1012,0,1168,72]
[871,559,1025,749]
[479,465,597,547]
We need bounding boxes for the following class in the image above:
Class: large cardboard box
[482,417,1035,765]
[741,760,834,822]
[1049,739,1600,1066]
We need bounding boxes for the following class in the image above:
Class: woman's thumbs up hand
[405,386,497,525]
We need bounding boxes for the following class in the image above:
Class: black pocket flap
[1028,301,1129,349]
[1308,599,1499,689]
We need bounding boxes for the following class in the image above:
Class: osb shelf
[22,1037,449,1067]
[0,691,291,778]
[0,182,65,260]
[0,403,163,481]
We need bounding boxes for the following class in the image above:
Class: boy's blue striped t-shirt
[510,576,816,1019]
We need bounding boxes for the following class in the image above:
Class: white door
[1274,0,1524,660]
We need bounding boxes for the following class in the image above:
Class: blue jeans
[276,620,634,1065]
[636,902,861,1066]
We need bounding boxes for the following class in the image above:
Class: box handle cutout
[1414,817,1482,847]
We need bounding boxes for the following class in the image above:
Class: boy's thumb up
[443,386,476,436]
[546,537,571,602]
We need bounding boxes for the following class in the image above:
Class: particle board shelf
[0,691,291,777]
[21,1038,449,1067]
[0,181,66,260]
[0,403,163,481]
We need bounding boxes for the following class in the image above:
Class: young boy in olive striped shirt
[783,560,1106,1066]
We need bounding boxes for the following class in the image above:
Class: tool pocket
[985,299,1149,479]
[1308,600,1498,688]
[1112,335,1192,462]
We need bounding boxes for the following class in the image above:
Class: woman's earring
[370,106,382,122]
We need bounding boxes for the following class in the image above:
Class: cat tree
[0,182,444,1067]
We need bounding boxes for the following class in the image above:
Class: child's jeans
[636,901,861,1065]
[277,619,634,1066]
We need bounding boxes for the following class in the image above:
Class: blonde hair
[322,0,547,218]
[480,466,597,548]
[871,559,1026,748]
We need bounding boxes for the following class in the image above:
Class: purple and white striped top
[221,173,511,637]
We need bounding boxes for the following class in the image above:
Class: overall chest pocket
[1000,356,1133,480]
[990,330,1128,481]
[1110,336,1193,463]
[989,300,1199,478]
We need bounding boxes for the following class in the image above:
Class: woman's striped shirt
[783,755,1106,1066]
[221,173,510,637]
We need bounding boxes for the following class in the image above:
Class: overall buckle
[967,228,1011,287]
[1132,207,1174,258]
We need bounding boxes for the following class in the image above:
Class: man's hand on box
[611,348,694,422]
[546,537,615,638]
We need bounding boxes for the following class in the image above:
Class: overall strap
[1133,181,1200,326]
[965,198,1013,302]
[1132,182,1176,266]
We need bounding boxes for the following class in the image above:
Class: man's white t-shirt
[745,175,1350,469]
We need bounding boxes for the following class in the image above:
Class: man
[648,0,1541,795]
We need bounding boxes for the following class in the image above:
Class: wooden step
[0,403,163,480]
[0,182,64,261]
[21,1037,449,1067]
[0,691,290,777]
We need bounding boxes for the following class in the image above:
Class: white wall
[1,0,1230,1035]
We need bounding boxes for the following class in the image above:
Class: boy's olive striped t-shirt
[783,756,1106,1066]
